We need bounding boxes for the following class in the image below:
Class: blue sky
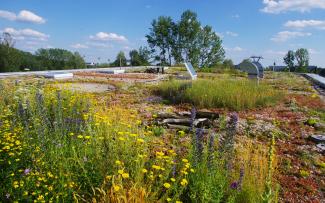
[1,0,325,67]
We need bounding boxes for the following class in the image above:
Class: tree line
[0,33,86,72]
[1,10,228,72]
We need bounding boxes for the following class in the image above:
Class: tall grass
[155,79,282,110]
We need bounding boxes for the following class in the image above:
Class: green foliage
[0,34,86,72]
[146,16,176,66]
[223,59,234,69]
[129,46,151,66]
[306,118,317,126]
[112,51,127,67]
[295,48,309,71]
[197,25,225,68]
[155,79,282,110]
[146,10,224,68]
[283,50,295,71]
[35,48,86,70]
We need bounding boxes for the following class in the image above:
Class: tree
[112,51,127,67]
[146,16,175,66]
[295,48,309,72]
[283,50,295,72]
[178,10,201,67]
[129,50,141,66]
[129,47,151,66]
[0,32,19,72]
[223,59,234,69]
[138,46,152,65]
[0,32,15,47]
[197,25,225,68]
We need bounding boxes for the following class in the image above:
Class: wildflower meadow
[0,79,278,202]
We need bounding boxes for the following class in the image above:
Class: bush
[154,79,282,110]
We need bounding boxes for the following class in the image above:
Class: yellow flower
[181,179,188,186]
[163,183,171,189]
[178,131,185,137]
[122,173,129,179]
[77,135,83,139]
[37,195,44,201]
[105,175,112,180]
[190,169,195,173]
[113,185,120,192]
[84,136,91,139]
[167,198,172,202]
[156,151,164,156]
[69,132,74,136]
[182,159,189,163]
[142,169,148,173]
[115,160,122,165]
[119,137,125,141]
[23,191,28,196]
[118,169,124,175]
[176,201,182,203]
[152,165,161,170]
[170,178,176,182]
[137,138,144,143]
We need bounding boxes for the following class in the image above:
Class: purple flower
[230,181,239,190]
[24,168,31,175]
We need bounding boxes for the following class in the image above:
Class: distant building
[86,62,96,68]
[272,66,287,72]
[270,65,318,72]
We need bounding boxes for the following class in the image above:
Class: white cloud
[261,0,325,14]
[231,14,240,19]
[89,32,128,42]
[226,31,238,37]
[2,27,49,41]
[17,10,46,24]
[225,46,244,52]
[71,43,88,49]
[284,20,325,30]
[271,31,311,42]
[0,9,45,24]
[0,10,16,21]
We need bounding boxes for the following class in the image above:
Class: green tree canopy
[146,10,224,68]
[146,16,175,66]
[129,47,151,66]
[197,25,225,68]
[112,51,127,67]
[295,48,309,72]
[283,50,295,72]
